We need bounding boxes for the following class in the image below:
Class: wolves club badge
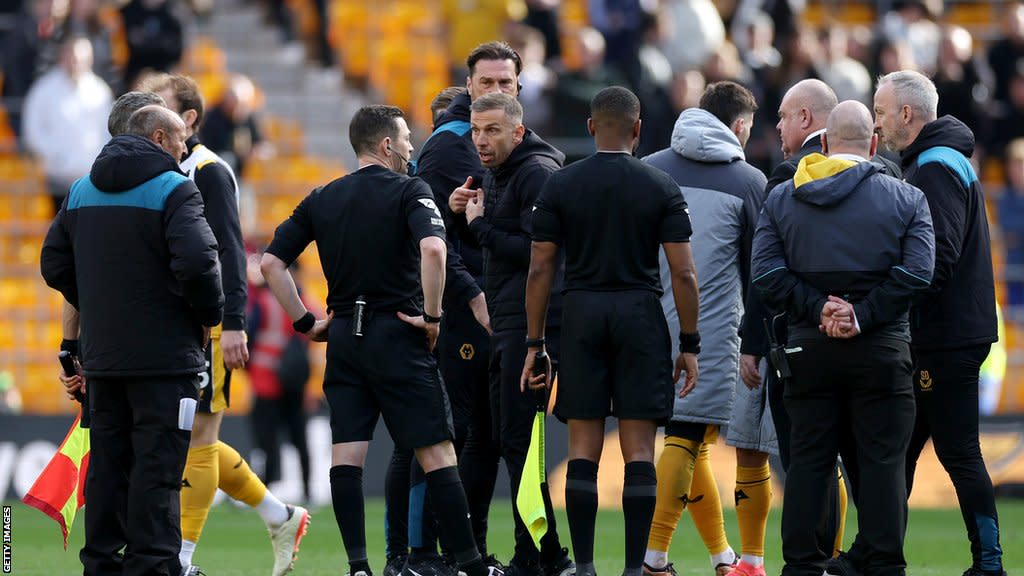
[919,370,933,391]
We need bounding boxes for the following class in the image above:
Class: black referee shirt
[266,165,447,315]
[532,152,692,295]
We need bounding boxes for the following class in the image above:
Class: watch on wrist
[423,312,442,324]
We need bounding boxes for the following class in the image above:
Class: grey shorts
[725,358,778,455]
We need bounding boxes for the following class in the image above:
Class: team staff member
[642,81,769,576]
[140,73,309,576]
[42,105,224,576]
[844,71,1003,576]
[58,91,167,414]
[398,40,524,572]
[754,79,858,558]
[458,92,573,576]
[523,86,700,576]
[752,101,935,576]
[261,105,499,576]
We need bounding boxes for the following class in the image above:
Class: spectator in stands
[990,67,1024,158]
[934,25,990,160]
[1,0,63,140]
[880,0,941,75]
[523,0,562,61]
[987,2,1024,112]
[245,251,313,503]
[508,24,555,133]
[872,35,917,77]
[587,0,653,88]
[120,0,186,89]
[659,0,724,73]
[635,9,676,156]
[670,70,706,114]
[22,35,112,214]
[200,74,274,176]
[63,0,119,92]
[999,139,1024,318]
[551,27,625,140]
[818,26,871,105]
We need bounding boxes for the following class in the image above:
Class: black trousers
[491,328,563,567]
[250,387,311,500]
[385,305,499,557]
[906,345,1002,572]
[768,365,860,555]
[80,376,198,576]
[781,338,914,576]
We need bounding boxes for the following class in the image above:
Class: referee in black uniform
[260,105,497,576]
[522,86,700,576]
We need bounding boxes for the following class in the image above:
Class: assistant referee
[260,105,498,576]
[523,86,700,576]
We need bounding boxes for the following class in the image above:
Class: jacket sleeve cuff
[467,218,489,242]
[198,307,225,328]
[222,314,245,331]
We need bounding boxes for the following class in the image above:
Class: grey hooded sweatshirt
[644,108,768,425]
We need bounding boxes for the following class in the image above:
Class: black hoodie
[41,135,224,378]
[752,156,935,344]
[469,130,566,332]
[900,115,998,350]
[415,91,487,308]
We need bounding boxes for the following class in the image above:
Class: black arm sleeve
[40,199,78,309]
[445,239,482,305]
[739,179,770,355]
[195,162,247,330]
[916,163,969,294]
[164,182,224,327]
[266,192,316,266]
[750,201,827,324]
[468,165,552,267]
[853,190,936,331]
[531,173,563,244]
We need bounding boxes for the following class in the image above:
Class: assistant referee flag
[22,411,90,549]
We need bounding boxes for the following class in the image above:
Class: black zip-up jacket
[415,91,486,307]
[901,115,998,350]
[752,156,935,344]
[468,130,565,332]
[182,136,247,331]
[41,135,224,377]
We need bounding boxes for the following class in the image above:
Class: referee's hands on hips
[673,352,698,398]
[520,347,549,392]
[397,311,440,352]
[303,310,335,343]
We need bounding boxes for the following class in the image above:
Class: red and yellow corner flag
[22,411,90,549]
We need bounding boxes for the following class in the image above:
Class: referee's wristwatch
[423,312,442,324]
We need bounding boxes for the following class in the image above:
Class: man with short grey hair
[833,70,1005,576]
[108,91,167,137]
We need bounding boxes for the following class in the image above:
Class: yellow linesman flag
[516,389,548,549]
[22,411,90,549]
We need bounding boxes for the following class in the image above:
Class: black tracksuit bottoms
[80,376,198,576]
[781,338,914,576]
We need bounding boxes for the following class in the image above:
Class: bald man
[42,100,223,576]
[751,100,935,576]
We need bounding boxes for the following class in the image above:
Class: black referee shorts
[555,289,673,421]
[323,314,454,450]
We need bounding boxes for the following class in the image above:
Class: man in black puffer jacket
[41,105,223,576]
[458,92,573,576]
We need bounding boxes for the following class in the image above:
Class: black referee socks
[424,466,487,576]
[565,458,599,575]
[623,461,658,576]
[331,465,370,573]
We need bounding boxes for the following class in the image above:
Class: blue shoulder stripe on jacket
[917,146,977,189]
[432,120,471,138]
[67,171,189,211]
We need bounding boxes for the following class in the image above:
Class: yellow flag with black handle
[517,351,550,549]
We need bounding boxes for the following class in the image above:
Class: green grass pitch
[5,499,1022,575]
